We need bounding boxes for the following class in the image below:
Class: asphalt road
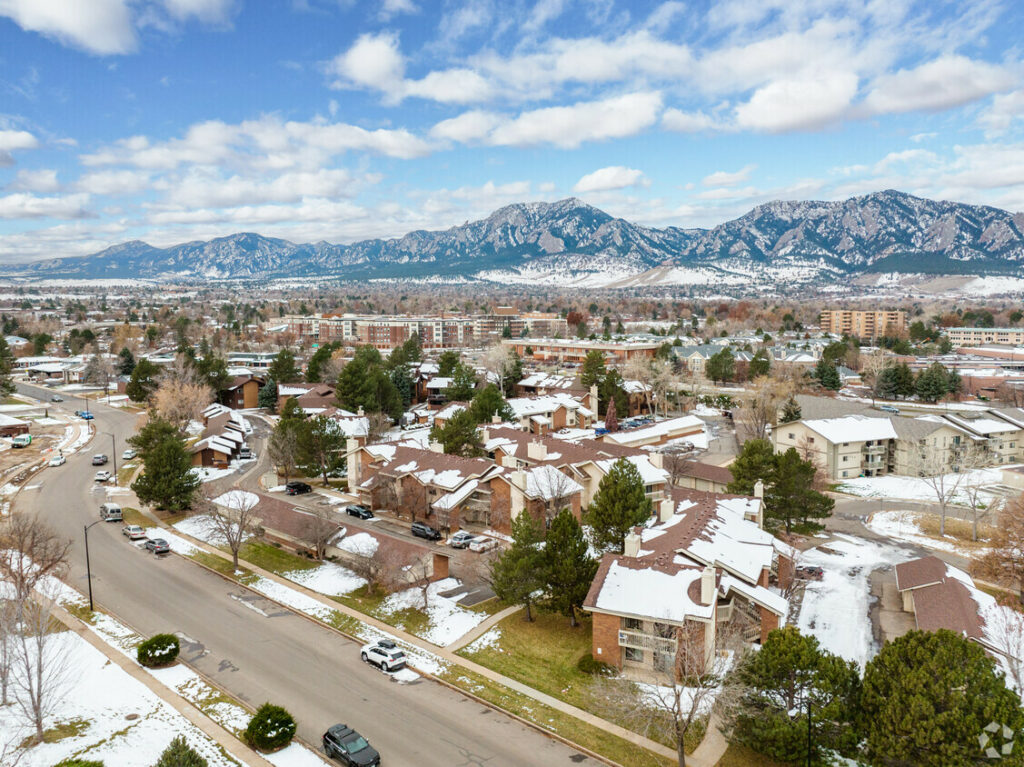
[14,382,591,767]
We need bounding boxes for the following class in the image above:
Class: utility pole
[84,520,101,611]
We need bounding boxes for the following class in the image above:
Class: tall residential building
[819,309,906,338]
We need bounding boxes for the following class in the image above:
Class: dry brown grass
[914,512,995,547]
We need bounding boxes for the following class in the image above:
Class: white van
[99,503,123,522]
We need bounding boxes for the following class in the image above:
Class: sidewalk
[49,600,277,767]
[145,508,682,764]
[445,603,521,651]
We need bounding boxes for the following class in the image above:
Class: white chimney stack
[527,440,548,461]
[754,479,764,499]
[649,451,664,469]
[623,530,642,558]
[701,565,716,605]
[659,497,674,523]
[428,440,444,453]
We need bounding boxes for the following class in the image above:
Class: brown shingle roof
[895,555,947,591]
[910,579,984,639]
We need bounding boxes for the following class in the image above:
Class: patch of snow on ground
[190,466,236,483]
[174,514,254,546]
[338,532,378,557]
[144,527,199,555]
[838,468,1007,506]
[283,562,365,596]
[866,510,987,556]
[0,632,246,767]
[377,577,487,647]
[798,534,915,668]
[462,627,502,653]
[267,484,287,492]
[264,743,328,767]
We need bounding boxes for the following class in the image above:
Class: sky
[1,0,1023,263]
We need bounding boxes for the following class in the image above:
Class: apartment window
[842,456,848,462]
[622,617,642,631]
[654,622,675,639]
[788,433,795,440]
[808,437,814,444]
[624,647,644,663]
[842,442,849,447]
[841,471,848,477]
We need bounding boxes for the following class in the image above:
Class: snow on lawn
[798,534,915,669]
[866,510,987,557]
[267,484,287,492]
[338,532,378,557]
[283,561,365,596]
[144,527,199,555]
[462,627,502,653]
[838,468,1008,505]
[174,514,254,546]
[0,632,247,767]
[264,743,330,767]
[191,466,237,483]
[377,577,487,647]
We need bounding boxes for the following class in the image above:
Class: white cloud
[0,0,136,54]
[11,168,59,192]
[979,89,1024,135]
[160,0,236,23]
[573,166,647,193]
[0,129,39,152]
[661,109,722,133]
[379,0,418,21]
[702,164,756,187]
[76,169,153,195]
[0,192,90,219]
[403,68,492,104]
[910,132,937,143]
[487,91,663,148]
[325,32,406,98]
[734,71,859,132]
[862,55,1016,116]
[162,168,362,208]
[524,0,566,31]
[429,110,501,143]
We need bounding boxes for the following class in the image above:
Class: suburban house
[773,414,898,479]
[191,404,250,467]
[220,374,265,410]
[585,485,791,677]
[515,372,583,397]
[277,382,337,412]
[0,413,29,437]
[669,460,733,493]
[505,393,595,434]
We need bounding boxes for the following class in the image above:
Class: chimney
[492,413,503,424]
[623,529,641,558]
[512,467,527,491]
[357,405,364,416]
[527,440,548,461]
[754,479,764,499]
[701,565,716,605]
[659,497,674,523]
[428,440,444,453]
[501,454,518,468]
[649,451,664,469]
[480,428,490,443]
[346,438,361,487]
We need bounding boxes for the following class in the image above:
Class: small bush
[53,760,104,767]
[153,735,208,767]
[577,652,613,676]
[137,633,180,668]
[244,703,296,752]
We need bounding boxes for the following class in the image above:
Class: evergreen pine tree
[153,735,209,767]
[390,365,413,409]
[543,509,597,627]
[468,384,513,424]
[915,362,950,403]
[445,362,478,401]
[749,350,771,378]
[436,350,460,377]
[727,438,776,495]
[780,397,802,423]
[599,368,628,417]
[586,458,653,553]
[860,630,1024,767]
[579,350,606,389]
[126,358,160,402]
[257,378,278,411]
[814,358,840,390]
[0,336,14,397]
[131,435,201,511]
[706,347,735,383]
[118,346,136,376]
[766,448,833,534]
[267,349,301,384]
[429,408,483,456]
[490,511,546,621]
[893,362,915,398]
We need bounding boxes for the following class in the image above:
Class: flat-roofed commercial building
[945,327,1024,347]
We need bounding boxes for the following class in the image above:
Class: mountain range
[8,190,1024,289]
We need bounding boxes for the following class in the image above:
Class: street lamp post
[103,431,118,486]
[84,520,102,611]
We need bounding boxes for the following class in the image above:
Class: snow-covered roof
[591,560,714,623]
[425,377,452,390]
[518,372,575,389]
[505,393,585,419]
[720,574,788,617]
[602,415,704,446]
[944,414,1019,436]
[595,455,669,485]
[433,478,479,511]
[523,465,583,500]
[803,414,898,443]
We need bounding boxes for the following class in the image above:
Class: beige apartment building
[819,309,907,338]
[774,415,898,479]
[944,327,1024,347]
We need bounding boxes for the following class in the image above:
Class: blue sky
[1,0,1023,262]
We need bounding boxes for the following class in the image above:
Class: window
[624,647,644,662]
[654,622,675,638]
[842,456,848,462]
[622,617,642,631]
[842,442,849,447]
[788,433,795,440]
[808,437,814,444]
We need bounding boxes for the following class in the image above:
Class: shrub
[244,703,296,752]
[54,760,104,767]
[153,735,208,767]
[576,652,613,676]
[137,633,180,668]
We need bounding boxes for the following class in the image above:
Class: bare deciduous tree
[268,421,301,484]
[909,442,984,537]
[483,343,518,395]
[0,512,71,606]
[973,493,1024,599]
[345,540,408,595]
[366,412,391,444]
[530,467,581,525]
[200,489,262,570]
[297,505,342,560]
[736,376,792,443]
[982,600,1024,694]
[153,380,213,430]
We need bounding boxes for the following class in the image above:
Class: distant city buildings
[944,327,1024,347]
[501,338,662,364]
[280,308,566,349]
[819,309,906,338]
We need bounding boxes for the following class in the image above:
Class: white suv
[360,639,406,671]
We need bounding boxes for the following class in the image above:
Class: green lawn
[715,743,794,767]
[237,539,319,573]
[458,611,595,710]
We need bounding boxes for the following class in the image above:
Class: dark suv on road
[346,504,373,520]
[285,481,312,495]
[323,724,380,766]
[411,521,442,541]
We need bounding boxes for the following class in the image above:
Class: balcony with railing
[618,630,677,654]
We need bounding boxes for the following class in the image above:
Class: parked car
[48,454,66,467]
[322,724,380,767]
[94,470,112,482]
[92,454,108,465]
[11,435,31,448]
[879,404,900,414]
[144,538,170,554]
[100,503,122,522]
[360,639,406,671]
[50,395,63,402]
[449,530,477,549]
[122,448,137,460]
[285,481,312,496]
[411,521,442,541]
[122,525,146,540]
[77,410,94,420]
[469,537,498,553]
[346,504,373,520]
[238,446,253,459]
